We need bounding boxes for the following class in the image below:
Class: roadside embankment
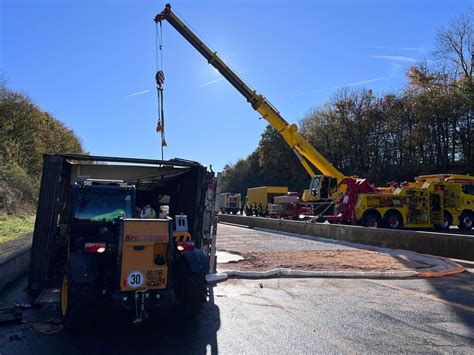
[218,215,474,261]
[0,214,35,290]
[0,233,32,291]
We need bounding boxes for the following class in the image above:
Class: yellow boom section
[155,4,345,182]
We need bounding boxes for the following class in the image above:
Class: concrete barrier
[218,214,474,261]
[0,246,31,291]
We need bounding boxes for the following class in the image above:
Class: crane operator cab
[310,175,338,200]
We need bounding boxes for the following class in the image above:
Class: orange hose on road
[416,254,465,278]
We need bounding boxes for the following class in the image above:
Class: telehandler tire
[60,274,94,331]
[176,262,207,318]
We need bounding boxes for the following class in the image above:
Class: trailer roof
[49,154,205,168]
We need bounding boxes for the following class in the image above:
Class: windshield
[74,187,133,222]
[310,176,322,196]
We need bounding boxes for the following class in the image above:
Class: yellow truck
[343,174,474,230]
[410,174,474,230]
[351,184,444,229]
[246,186,288,216]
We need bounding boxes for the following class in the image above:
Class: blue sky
[1,0,471,171]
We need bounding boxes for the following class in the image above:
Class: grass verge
[0,215,35,245]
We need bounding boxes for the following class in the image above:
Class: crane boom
[155,4,345,183]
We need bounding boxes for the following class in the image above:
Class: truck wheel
[384,211,403,229]
[458,212,474,230]
[362,212,381,228]
[434,212,452,230]
[60,274,93,331]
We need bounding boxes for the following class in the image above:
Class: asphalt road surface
[0,225,473,354]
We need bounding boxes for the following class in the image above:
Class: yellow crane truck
[29,154,220,330]
[155,4,473,231]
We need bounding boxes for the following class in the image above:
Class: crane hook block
[156,70,165,88]
[154,3,171,23]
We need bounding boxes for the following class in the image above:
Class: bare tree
[435,12,473,81]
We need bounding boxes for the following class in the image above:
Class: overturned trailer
[29,154,218,329]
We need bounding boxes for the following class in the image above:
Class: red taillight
[84,242,107,253]
[176,241,195,251]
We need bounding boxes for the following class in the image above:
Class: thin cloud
[294,75,399,97]
[200,78,224,87]
[369,55,417,63]
[128,89,151,97]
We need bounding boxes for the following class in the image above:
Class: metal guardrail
[218,215,474,261]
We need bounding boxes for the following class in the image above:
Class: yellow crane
[154,4,345,201]
[154,4,474,230]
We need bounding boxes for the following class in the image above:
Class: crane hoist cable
[155,21,166,160]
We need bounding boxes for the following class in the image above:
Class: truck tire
[458,212,473,230]
[384,210,403,229]
[434,211,452,230]
[176,262,207,318]
[362,211,382,228]
[60,274,94,331]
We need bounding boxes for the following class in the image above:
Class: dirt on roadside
[218,249,435,272]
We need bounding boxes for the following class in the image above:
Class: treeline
[0,82,83,213]
[222,13,473,196]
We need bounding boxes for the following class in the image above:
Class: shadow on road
[57,288,221,354]
[0,279,221,355]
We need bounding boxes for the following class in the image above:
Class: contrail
[369,55,417,62]
[293,75,400,97]
[371,46,423,51]
[128,89,151,97]
[200,78,224,87]
[334,75,400,88]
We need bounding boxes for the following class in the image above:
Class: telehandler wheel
[362,212,382,228]
[60,274,93,331]
[458,212,473,230]
[176,263,207,318]
[384,211,403,229]
[434,212,452,230]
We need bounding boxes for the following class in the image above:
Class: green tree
[0,83,83,212]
